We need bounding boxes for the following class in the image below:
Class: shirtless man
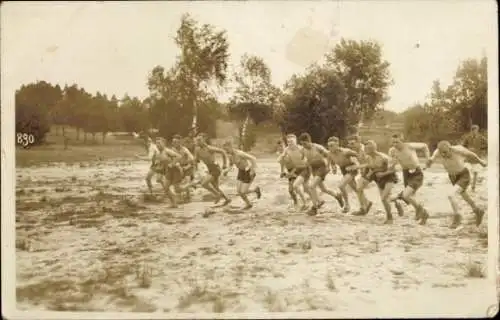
[171,134,196,202]
[461,125,487,192]
[347,134,372,215]
[186,133,231,206]
[425,141,486,229]
[277,134,311,211]
[156,138,184,208]
[327,136,367,214]
[145,137,161,196]
[298,133,344,216]
[386,133,430,225]
[277,140,300,207]
[222,140,262,209]
[359,140,401,224]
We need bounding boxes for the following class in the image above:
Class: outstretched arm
[236,150,257,170]
[452,146,487,167]
[425,149,440,168]
[407,142,431,160]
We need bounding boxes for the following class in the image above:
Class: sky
[1,0,496,112]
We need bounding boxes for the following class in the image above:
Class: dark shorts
[340,165,358,177]
[151,162,165,175]
[374,173,399,190]
[206,163,221,183]
[182,165,195,180]
[310,162,329,180]
[166,166,184,184]
[449,167,471,190]
[237,169,256,184]
[402,167,424,191]
[294,167,311,180]
[360,168,373,181]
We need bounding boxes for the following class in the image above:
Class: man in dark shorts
[298,133,344,216]
[358,140,401,224]
[277,140,300,207]
[154,138,184,208]
[171,134,196,202]
[277,134,311,211]
[327,136,365,214]
[426,141,486,229]
[185,133,231,206]
[222,140,262,209]
[347,134,372,215]
[387,133,431,225]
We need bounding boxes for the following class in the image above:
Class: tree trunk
[83,132,87,144]
[55,126,59,136]
[62,126,66,136]
[92,133,96,142]
[76,128,80,140]
[102,132,106,144]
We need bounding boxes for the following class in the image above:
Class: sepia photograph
[1,1,499,318]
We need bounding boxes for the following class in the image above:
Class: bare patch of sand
[15,158,491,315]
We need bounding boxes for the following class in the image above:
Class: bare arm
[425,149,440,168]
[236,150,257,170]
[452,146,486,166]
[207,145,228,168]
[407,142,430,160]
[164,147,182,160]
[182,147,195,163]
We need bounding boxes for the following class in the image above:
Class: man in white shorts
[461,124,487,192]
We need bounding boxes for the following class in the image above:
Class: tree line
[401,56,487,150]
[15,13,487,151]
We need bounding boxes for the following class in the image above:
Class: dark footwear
[307,206,318,216]
[255,187,262,199]
[383,217,394,224]
[334,193,344,209]
[343,206,351,214]
[415,206,423,221]
[352,210,366,216]
[418,209,429,225]
[449,214,462,229]
[364,201,373,215]
[474,208,485,227]
[243,204,253,210]
[317,200,325,208]
[394,200,404,217]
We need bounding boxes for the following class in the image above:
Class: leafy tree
[146,14,229,140]
[14,81,61,144]
[280,65,348,144]
[326,39,393,125]
[229,54,279,150]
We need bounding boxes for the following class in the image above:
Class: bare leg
[238,182,253,209]
[288,180,298,205]
[401,186,429,225]
[146,169,155,195]
[163,180,178,208]
[380,182,395,224]
[293,176,308,210]
[338,174,353,212]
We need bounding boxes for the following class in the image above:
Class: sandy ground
[15,157,493,316]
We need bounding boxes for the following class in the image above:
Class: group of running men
[144,125,487,230]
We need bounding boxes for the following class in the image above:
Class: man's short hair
[471,124,479,130]
[347,134,361,142]
[172,134,182,140]
[298,132,312,142]
[328,136,339,143]
[391,133,404,140]
[286,133,296,139]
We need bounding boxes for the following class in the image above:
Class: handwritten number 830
[17,133,35,147]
